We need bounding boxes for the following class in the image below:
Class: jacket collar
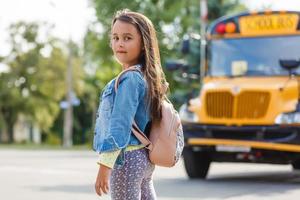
[133,64,142,69]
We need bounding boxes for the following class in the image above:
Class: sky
[0,0,95,56]
[1,0,300,57]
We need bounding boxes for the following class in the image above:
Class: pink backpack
[115,66,184,167]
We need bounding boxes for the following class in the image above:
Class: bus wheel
[292,160,300,170]
[183,147,211,179]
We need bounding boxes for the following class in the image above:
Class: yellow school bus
[180,11,300,179]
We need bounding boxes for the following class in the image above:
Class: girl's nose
[118,40,124,47]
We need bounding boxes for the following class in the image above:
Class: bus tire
[183,147,210,179]
[292,160,300,170]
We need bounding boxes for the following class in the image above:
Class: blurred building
[0,115,41,144]
[15,115,41,144]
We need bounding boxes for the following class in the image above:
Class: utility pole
[63,40,73,148]
[200,0,208,83]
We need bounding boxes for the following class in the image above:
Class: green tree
[207,0,247,21]
[0,22,83,143]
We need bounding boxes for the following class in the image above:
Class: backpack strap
[132,124,153,151]
[114,66,153,151]
[114,65,141,91]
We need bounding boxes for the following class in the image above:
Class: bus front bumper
[183,123,300,164]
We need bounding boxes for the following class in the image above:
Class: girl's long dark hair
[112,9,167,123]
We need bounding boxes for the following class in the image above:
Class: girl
[94,9,167,200]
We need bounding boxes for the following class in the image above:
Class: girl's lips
[117,51,127,53]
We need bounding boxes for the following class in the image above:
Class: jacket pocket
[100,86,114,111]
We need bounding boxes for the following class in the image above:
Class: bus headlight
[179,103,199,123]
[275,112,300,125]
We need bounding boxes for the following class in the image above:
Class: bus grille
[205,91,270,119]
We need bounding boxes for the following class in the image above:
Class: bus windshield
[209,35,300,77]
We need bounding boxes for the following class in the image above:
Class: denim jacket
[93,65,150,165]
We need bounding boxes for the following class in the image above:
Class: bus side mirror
[279,59,300,109]
[279,59,300,73]
[165,60,189,71]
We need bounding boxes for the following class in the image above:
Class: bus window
[209,35,300,77]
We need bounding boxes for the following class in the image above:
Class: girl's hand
[95,164,112,196]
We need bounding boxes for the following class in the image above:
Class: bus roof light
[216,23,226,34]
[225,22,236,33]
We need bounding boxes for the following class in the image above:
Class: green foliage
[0,22,84,142]
[45,131,62,145]
[207,0,244,21]
[6,22,66,131]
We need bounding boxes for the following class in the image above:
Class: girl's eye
[124,36,131,41]
[112,36,119,41]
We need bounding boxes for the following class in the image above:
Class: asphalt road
[1,148,300,200]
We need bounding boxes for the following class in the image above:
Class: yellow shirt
[97,144,145,168]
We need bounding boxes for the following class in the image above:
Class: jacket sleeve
[105,71,145,150]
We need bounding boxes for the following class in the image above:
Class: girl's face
[111,20,143,68]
